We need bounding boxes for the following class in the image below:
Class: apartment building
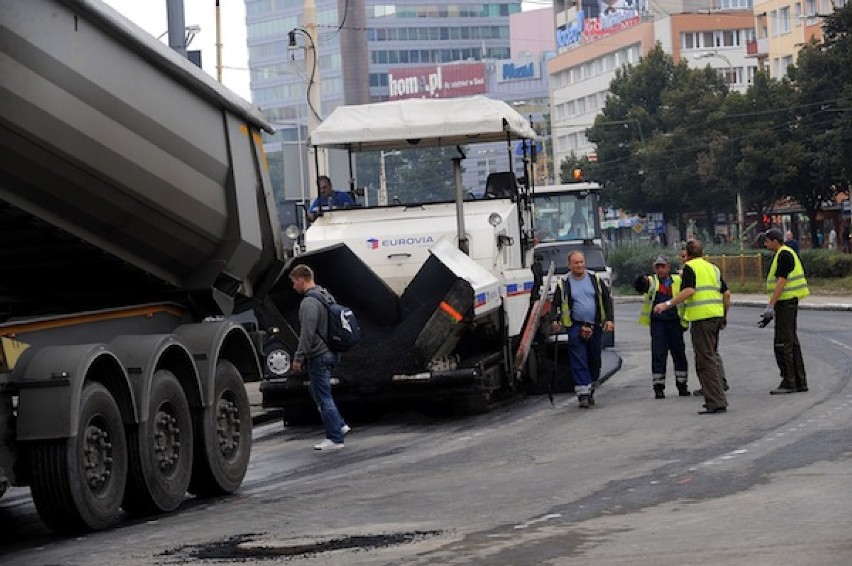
[548,1,756,169]
[750,0,844,77]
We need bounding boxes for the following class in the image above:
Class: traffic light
[572,168,583,181]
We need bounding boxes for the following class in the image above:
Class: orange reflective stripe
[440,301,463,322]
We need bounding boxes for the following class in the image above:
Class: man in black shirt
[654,240,731,414]
[762,228,809,394]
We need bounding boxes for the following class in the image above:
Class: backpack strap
[304,288,330,343]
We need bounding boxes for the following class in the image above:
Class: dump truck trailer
[261,97,549,416]
[0,0,285,532]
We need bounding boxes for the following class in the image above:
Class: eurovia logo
[366,235,435,250]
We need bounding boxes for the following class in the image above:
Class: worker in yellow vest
[760,228,810,394]
[635,255,690,399]
[551,251,615,408]
[654,240,730,414]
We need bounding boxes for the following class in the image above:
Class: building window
[779,7,791,33]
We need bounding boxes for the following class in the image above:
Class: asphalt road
[2,302,851,565]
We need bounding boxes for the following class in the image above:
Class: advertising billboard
[388,62,487,100]
[497,58,541,83]
[556,0,644,51]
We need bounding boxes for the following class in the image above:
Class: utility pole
[215,0,222,82]
[165,0,187,58]
[303,0,326,202]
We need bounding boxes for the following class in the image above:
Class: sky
[103,0,552,103]
[103,0,252,99]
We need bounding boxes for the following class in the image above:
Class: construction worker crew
[634,255,690,399]
[654,239,730,414]
[289,264,351,450]
[551,251,615,408]
[761,228,810,394]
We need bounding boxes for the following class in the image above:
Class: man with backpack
[289,264,351,450]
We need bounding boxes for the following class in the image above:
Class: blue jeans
[307,351,345,443]
[567,323,602,397]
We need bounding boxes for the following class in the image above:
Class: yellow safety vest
[557,273,606,327]
[638,274,688,329]
[683,258,724,322]
[766,244,810,300]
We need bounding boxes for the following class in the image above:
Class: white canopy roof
[310,96,537,151]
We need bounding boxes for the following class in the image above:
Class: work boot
[770,380,795,395]
[676,382,691,397]
[653,384,665,399]
[770,387,795,395]
[578,395,590,408]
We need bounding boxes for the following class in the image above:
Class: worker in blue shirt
[306,175,355,221]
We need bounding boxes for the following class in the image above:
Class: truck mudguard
[14,344,134,441]
[108,335,202,420]
[173,321,260,406]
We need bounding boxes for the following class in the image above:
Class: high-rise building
[246,0,522,210]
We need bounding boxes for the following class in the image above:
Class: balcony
[746,37,768,57]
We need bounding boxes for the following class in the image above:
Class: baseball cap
[653,255,669,266]
[764,228,784,242]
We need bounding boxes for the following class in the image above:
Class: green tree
[787,4,852,244]
[586,44,730,234]
[704,73,801,237]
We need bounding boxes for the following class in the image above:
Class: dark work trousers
[650,319,688,387]
[690,318,727,410]
[773,298,807,390]
[567,324,602,398]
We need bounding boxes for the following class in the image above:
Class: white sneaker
[313,439,344,451]
[341,424,352,435]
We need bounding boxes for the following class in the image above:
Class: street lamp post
[287,0,326,205]
[379,150,400,206]
[694,51,734,87]
[694,51,743,246]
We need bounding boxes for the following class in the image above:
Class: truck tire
[123,370,193,515]
[189,360,251,496]
[30,381,128,532]
[263,338,291,378]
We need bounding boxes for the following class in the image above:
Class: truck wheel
[263,338,291,377]
[30,381,128,532]
[123,370,193,515]
[189,360,251,496]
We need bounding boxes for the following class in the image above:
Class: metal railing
[706,254,764,287]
